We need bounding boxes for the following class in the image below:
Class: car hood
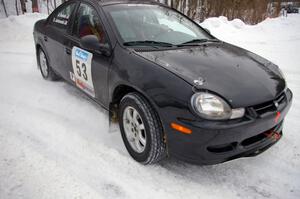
[135,43,286,108]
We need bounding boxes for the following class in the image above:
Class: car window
[73,3,107,44]
[52,3,76,30]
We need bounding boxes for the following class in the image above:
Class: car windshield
[104,4,213,46]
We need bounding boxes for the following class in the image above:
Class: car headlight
[191,92,245,120]
[277,67,286,79]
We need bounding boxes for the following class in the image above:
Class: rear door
[65,2,112,105]
[43,2,77,79]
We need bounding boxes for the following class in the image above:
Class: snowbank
[0,14,300,199]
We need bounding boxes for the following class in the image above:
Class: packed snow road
[0,14,299,199]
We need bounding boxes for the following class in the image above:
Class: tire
[37,48,59,81]
[119,92,166,164]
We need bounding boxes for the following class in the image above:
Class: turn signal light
[171,123,192,134]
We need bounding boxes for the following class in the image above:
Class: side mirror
[204,28,211,34]
[80,35,111,56]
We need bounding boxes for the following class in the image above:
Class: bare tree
[20,0,26,14]
[158,0,283,25]
[47,0,56,14]
[1,0,8,17]
[15,0,19,15]
[47,0,50,14]
[32,0,39,12]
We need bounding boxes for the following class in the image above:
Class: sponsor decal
[74,48,89,62]
[71,47,95,97]
[70,72,75,82]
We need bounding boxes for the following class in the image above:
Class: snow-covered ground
[0,13,299,199]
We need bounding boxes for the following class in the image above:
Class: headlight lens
[277,67,286,79]
[191,92,245,120]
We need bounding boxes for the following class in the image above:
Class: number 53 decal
[76,60,88,80]
[71,47,95,97]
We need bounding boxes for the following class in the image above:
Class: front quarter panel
[109,45,196,136]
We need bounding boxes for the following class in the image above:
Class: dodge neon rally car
[33,0,293,165]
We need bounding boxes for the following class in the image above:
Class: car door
[43,2,77,78]
[65,2,111,105]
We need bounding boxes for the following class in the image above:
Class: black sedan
[33,0,293,165]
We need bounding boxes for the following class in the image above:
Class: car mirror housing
[80,35,111,56]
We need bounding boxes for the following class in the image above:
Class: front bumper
[165,88,293,165]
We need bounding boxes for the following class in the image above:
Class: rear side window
[52,3,76,30]
[72,3,107,44]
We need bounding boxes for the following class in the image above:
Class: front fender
[109,45,196,137]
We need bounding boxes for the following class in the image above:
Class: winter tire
[119,92,166,164]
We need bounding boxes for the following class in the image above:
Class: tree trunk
[47,0,50,14]
[1,0,8,17]
[15,0,19,15]
[20,0,26,14]
[32,0,39,12]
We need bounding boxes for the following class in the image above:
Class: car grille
[249,91,287,117]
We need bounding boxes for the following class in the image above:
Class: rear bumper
[165,88,293,165]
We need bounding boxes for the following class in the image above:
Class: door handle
[44,35,48,42]
[65,48,71,55]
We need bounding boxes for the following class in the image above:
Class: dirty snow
[0,13,299,199]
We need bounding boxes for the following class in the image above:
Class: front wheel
[119,92,166,164]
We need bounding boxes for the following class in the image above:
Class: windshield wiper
[123,40,175,48]
[178,39,220,46]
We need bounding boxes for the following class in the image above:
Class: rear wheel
[38,48,59,80]
[119,92,166,164]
